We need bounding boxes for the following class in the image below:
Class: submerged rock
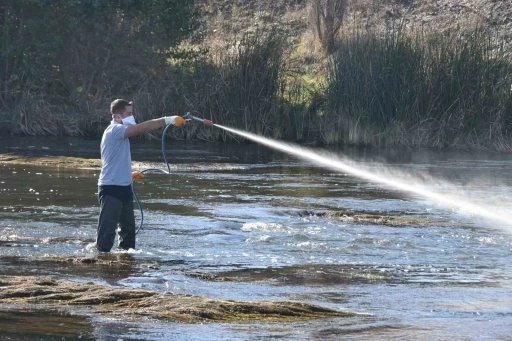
[0,276,352,323]
[299,209,452,227]
[183,271,234,282]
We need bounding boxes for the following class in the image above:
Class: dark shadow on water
[199,264,503,288]
[203,264,392,286]
[0,255,140,286]
[0,307,95,340]
[311,323,411,339]
[2,136,512,170]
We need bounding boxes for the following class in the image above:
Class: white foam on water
[245,235,273,243]
[156,249,196,257]
[241,222,288,232]
[286,241,328,249]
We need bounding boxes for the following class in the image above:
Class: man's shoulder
[105,122,126,131]
[104,122,128,139]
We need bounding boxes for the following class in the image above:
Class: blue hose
[162,123,172,174]
[132,123,173,234]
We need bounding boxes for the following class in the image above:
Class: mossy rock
[0,276,353,323]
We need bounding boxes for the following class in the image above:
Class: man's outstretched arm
[124,116,186,138]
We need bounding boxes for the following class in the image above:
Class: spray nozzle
[183,112,214,126]
[183,112,193,121]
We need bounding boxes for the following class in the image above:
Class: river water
[0,136,511,340]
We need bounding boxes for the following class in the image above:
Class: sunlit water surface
[0,136,511,340]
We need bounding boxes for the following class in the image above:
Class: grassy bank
[97,26,512,151]
[1,1,511,151]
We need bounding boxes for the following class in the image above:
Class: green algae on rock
[0,276,353,323]
[0,154,102,169]
[299,209,454,227]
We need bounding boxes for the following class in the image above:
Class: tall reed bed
[324,27,512,150]
[138,28,312,143]
[199,29,288,140]
[6,28,308,142]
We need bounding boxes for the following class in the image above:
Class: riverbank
[2,1,511,151]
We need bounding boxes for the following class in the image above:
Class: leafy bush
[0,0,201,135]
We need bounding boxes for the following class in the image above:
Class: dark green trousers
[96,194,136,252]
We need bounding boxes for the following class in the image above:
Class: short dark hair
[110,99,132,115]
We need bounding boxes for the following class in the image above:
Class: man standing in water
[96,99,186,252]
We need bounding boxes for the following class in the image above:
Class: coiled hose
[132,123,173,234]
[131,113,213,234]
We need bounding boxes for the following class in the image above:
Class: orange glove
[163,115,186,127]
[174,116,186,127]
[132,171,144,182]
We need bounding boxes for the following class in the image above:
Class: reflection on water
[1,137,512,340]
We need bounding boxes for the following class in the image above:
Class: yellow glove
[132,171,144,182]
[174,116,186,127]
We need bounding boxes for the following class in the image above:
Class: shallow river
[0,136,511,340]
